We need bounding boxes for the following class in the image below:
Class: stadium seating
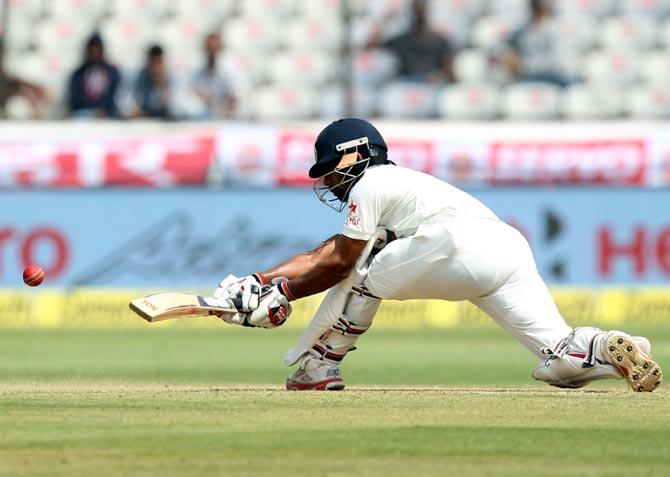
[376,82,440,118]
[555,14,598,52]
[319,85,378,118]
[3,0,42,24]
[223,16,282,54]
[626,86,670,119]
[352,49,399,87]
[8,49,78,102]
[301,0,368,19]
[599,15,658,50]
[365,0,408,22]
[35,17,91,56]
[641,51,670,86]
[437,83,500,119]
[502,83,561,120]
[661,19,670,48]
[429,16,471,50]
[157,17,214,54]
[620,0,670,17]
[471,15,519,51]
[100,17,157,70]
[107,0,168,21]
[555,0,617,19]
[429,0,486,24]
[172,0,235,25]
[46,0,105,21]
[219,51,267,89]
[585,49,640,86]
[240,0,297,19]
[252,85,317,119]
[453,49,490,83]
[486,0,529,24]
[283,18,342,53]
[267,51,335,87]
[561,84,624,119]
[3,0,670,120]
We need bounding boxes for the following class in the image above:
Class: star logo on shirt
[349,202,358,214]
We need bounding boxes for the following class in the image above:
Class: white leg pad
[311,288,382,364]
[283,228,389,366]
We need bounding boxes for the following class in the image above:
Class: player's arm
[259,234,340,282]
[266,234,368,300]
[215,234,367,329]
[216,234,365,300]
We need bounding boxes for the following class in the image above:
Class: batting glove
[214,273,267,312]
[243,280,295,328]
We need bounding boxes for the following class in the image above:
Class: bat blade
[129,292,237,322]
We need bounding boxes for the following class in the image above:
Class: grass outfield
[0,326,669,477]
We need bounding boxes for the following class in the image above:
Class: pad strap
[332,315,369,335]
[312,343,347,362]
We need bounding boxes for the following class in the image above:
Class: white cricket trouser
[364,218,572,358]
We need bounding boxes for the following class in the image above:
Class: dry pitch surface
[0,327,669,477]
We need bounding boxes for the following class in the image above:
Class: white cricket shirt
[341,165,499,241]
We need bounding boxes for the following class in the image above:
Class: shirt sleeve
[340,180,382,241]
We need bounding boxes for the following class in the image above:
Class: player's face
[313,151,370,212]
[324,171,349,200]
[324,153,361,200]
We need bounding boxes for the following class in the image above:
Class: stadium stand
[319,84,378,118]
[437,82,500,119]
[252,84,317,119]
[627,85,670,119]
[585,49,641,86]
[1,0,669,120]
[453,49,490,83]
[641,50,670,86]
[561,83,624,119]
[502,82,561,120]
[376,81,440,118]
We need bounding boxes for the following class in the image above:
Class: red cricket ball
[23,265,45,287]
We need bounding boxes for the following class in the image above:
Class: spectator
[0,40,48,118]
[365,0,454,84]
[499,0,575,87]
[192,33,236,119]
[132,44,174,120]
[66,32,122,118]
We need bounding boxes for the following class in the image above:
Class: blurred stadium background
[1,0,670,119]
[1,0,669,329]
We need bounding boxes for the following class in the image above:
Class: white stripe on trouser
[362,218,572,359]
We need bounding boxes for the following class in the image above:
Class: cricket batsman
[215,118,663,392]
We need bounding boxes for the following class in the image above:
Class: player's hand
[217,285,291,328]
[221,278,293,328]
[238,281,294,328]
[214,274,261,313]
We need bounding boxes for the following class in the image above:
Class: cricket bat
[129,292,237,322]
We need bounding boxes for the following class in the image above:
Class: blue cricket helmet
[309,118,388,179]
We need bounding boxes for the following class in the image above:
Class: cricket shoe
[286,355,345,391]
[604,332,663,392]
